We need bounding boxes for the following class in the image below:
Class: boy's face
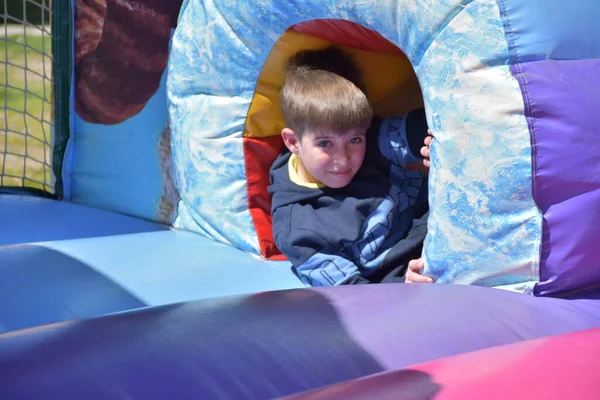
[282,127,367,188]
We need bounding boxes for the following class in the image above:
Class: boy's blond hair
[280,47,373,136]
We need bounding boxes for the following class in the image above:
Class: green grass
[1,32,54,192]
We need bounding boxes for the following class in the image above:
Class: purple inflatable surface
[286,328,600,400]
[0,284,599,399]
[511,59,600,297]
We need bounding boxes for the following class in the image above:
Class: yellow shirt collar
[288,153,325,189]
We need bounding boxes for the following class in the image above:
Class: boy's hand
[406,129,435,173]
[405,258,434,284]
[420,129,434,168]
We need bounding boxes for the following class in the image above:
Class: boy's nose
[334,151,350,166]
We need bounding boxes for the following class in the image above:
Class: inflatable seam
[496,0,521,65]
[500,0,542,291]
[489,0,542,290]
[510,63,542,289]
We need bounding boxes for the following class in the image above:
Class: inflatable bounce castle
[1,0,599,398]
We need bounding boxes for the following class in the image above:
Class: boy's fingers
[420,145,430,158]
[406,259,433,283]
[424,135,433,146]
[408,273,434,284]
[408,258,424,272]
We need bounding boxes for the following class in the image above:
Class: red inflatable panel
[289,19,404,56]
[244,136,286,260]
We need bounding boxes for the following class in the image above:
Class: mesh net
[1,0,53,193]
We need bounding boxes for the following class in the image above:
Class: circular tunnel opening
[243,19,425,259]
[246,19,424,141]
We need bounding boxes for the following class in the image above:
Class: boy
[268,46,432,286]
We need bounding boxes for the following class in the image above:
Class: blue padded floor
[0,194,167,246]
[0,194,301,333]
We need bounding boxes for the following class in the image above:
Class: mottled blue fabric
[167,0,470,255]
[167,0,541,291]
[417,0,540,291]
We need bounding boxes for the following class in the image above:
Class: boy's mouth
[330,170,352,177]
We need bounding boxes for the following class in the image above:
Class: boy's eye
[349,137,363,144]
[317,141,331,148]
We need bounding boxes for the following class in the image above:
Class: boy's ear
[281,128,300,154]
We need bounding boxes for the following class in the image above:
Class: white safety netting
[1,0,53,192]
